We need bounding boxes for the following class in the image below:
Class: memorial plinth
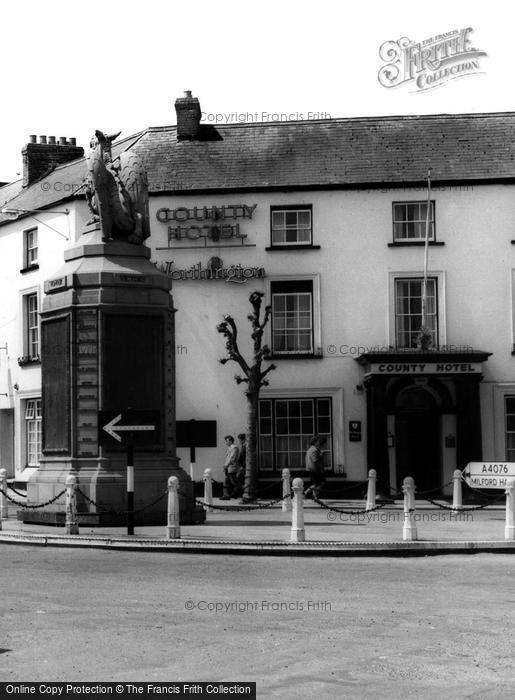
[24,228,204,525]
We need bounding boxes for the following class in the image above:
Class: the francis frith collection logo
[378,28,487,91]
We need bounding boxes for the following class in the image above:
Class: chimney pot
[22,136,84,187]
[69,137,76,146]
[29,135,37,144]
[184,90,192,98]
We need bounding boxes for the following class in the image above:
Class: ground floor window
[258,397,332,471]
[25,398,42,467]
[505,396,515,461]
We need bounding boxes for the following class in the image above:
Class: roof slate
[2,112,515,226]
[134,113,515,191]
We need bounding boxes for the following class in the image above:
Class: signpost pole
[127,434,134,536]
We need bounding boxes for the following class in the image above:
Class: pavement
[1,489,514,555]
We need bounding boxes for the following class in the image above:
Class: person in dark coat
[304,436,326,499]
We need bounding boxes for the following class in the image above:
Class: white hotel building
[1,94,515,495]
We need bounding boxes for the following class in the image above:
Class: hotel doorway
[395,386,441,492]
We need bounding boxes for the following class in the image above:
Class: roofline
[148,177,515,197]
[147,110,515,132]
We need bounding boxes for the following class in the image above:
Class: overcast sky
[0,0,508,182]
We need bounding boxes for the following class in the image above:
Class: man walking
[304,436,326,500]
[221,435,240,500]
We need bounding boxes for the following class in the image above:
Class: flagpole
[420,168,432,349]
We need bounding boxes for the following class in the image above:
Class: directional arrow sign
[463,462,515,490]
[102,413,156,443]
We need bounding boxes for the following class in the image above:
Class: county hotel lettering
[367,362,482,375]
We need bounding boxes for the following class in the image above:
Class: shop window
[505,396,515,461]
[393,201,435,242]
[270,206,312,246]
[271,280,313,355]
[394,277,438,349]
[25,398,42,467]
[258,397,332,471]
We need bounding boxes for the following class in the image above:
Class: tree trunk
[243,393,258,501]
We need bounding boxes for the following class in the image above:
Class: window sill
[17,356,41,366]
[388,241,445,247]
[19,264,39,274]
[265,245,321,251]
[268,353,324,360]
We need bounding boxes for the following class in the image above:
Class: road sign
[103,414,155,442]
[463,462,515,490]
[98,410,160,447]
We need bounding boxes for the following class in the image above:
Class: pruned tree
[217,291,276,502]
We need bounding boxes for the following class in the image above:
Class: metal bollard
[166,476,181,539]
[505,478,515,541]
[203,468,213,513]
[282,468,292,512]
[290,477,305,542]
[366,469,377,510]
[65,474,79,535]
[452,469,463,511]
[402,476,417,541]
[0,468,7,522]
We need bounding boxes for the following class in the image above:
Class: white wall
[148,184,515,481]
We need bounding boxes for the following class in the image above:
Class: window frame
[19,288,41,363]
[394,276,439,349]
[25,397,42,467]
[392,200,436,243]
[389,271,446,349]
[270,204,313,248]
[266,275,321,358]
[24,227,38,268]
[258,396,333,472]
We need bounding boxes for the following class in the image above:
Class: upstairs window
[271,280,313,355]
[26,293,39,359]
[393,202,435,242]
[24,227,38,267]
[271,206,312,246]
[395,277,438,349]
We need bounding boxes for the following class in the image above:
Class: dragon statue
[85,130,150,244]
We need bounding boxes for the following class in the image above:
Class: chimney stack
[175,91,202,140]
[22,135,84,187]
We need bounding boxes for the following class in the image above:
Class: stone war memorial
[23,130,203,525]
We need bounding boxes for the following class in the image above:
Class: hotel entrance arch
[394,385,441,491]
[358,350,490,495]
